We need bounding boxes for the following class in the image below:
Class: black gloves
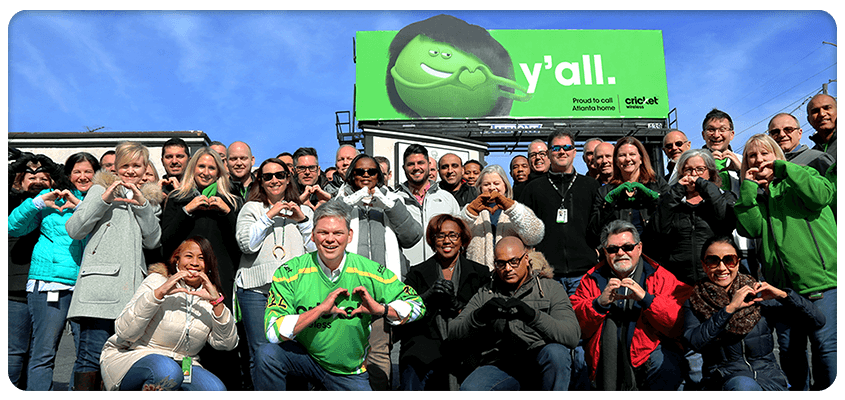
[474,297,537,324]
[420,278,456,309]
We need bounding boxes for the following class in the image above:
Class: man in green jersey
[254,201,426,390]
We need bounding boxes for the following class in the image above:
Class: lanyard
[548,174,576,207]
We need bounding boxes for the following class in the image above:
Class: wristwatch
[380,302,389,319]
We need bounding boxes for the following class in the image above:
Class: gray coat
[785,144,835,174]
[66,171,163,320]
[448,270,580,366]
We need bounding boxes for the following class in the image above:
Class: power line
[738,62,836,118]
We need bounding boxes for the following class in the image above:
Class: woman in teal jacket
[7,152,99,391]
[735,134,836,391]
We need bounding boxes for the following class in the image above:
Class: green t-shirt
[265,251,425,374]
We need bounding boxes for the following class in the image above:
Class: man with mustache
[806,93,837,161]
[449,236,580,390]
[159,138,190,196]
[437,153,477,208]
[254,201,425,390]
[571,219,691,390]
[396,144,460,271]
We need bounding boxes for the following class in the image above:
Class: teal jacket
[735,160,836,295]
[8,188,87,285]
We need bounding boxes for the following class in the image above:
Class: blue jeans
[236,287,269,383]
[635,343,685,390]
[27,290,75,391]
[119,354,226,391]
[722,376,763,391]
[775,288,837,391]
[557,276,590,390]
[680,350,703,390]
[399,362,441,391]
[460,343,571,390]
[72,317,114,376]
[8,298,32,389]
[253,341,371,390]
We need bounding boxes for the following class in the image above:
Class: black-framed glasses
[663,140,688,150]
[550,144,576,152]
[261,171,289,181]
[434,232,460,242]
[768,126,799,136]
[704,127,732,134]
[604,243,639,254]
[703,254,740,268]
[352,168,379,177]
[528,151,547,159]
[493,251,528,270]
[295,165,319,173]
[682,166,708,176]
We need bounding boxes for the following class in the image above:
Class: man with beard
[160,137,190,196]
[437,153,477,207]
[571,220,691,390]
[293,147,331,210]
[510,155,531,200]
[396,144,460,270]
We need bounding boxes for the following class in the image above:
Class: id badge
[556,208,568,224]
[181,356,193,384]
[47,291,59,303]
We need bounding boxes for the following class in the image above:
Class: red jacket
[570,255,691,381]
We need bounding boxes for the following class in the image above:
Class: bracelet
[380,302,389,320]
[210,294,224,306]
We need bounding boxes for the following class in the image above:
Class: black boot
[72,371,102,391]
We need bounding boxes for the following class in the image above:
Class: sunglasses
[352,168,379,177]
[767,126,799,136]
[604,243,638,253]
[703,254,740,268]
[261,171,289,181]
[550,144,576,152]
[663,140,688,150]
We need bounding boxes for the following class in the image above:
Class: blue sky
[6,9,838,180]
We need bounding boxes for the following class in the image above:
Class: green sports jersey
[264,251,425,375]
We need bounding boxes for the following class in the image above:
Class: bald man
[449,236,579,391]
[807,93,837,160]
[227,141,255,198]
[437,153,477,207]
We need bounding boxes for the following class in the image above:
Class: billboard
[356,15,669,121]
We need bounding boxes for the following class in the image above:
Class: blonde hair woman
[65,142,163,390]
[735,133,836,390]
[158,146,244,390]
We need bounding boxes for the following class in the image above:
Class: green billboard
[356,15,669,121]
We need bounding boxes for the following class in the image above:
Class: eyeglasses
[704,127,732,134]
[768,126,799,136]
[528,151,547,159]
[663,140,688,150]
[550,144,576,152]
[295,165,319,173]
[261,171,289,181]
[604,243,639,254]
[703,254,740,268]
[352,168,379,177]
[493,251,528,270]
[434,232,460,242]
[682,166,708,176]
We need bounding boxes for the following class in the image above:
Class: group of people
[7,93,836,391]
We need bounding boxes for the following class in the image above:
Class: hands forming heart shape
[102,181,147,206]
[320,286,385,318]
[42,189,80,212]
[185,194,230,214]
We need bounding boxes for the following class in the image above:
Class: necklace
[272,212,287,260]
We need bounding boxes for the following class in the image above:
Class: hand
[420,278,454,306]
[267,201,289,219]
[287,202,307,222]
[153,269,194,300]
[349,286,387,317]
[598,277,623,307]
[180,271,222,302]
[677,175,698,191]
[467,193,492,216]
[343,186,370,207]
[752,281,787,301]
[318,287,351,317]
[312,186,332,202]
[715,150,741,171]
[604,182,632,203]
[184,195,210,214]
[113,182,148,206]
[101,181,125,204]
[42,189,77,212]
[495,192,515,210]
[371,188,395,209]
[206,196,231,214]
[159,176,181,191]
[473,297,510,324]
[726,284,761,313]
[618,278,646,301]
[503,298,536,322]
[628,182,660,200]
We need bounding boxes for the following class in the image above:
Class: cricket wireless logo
[518,54,660,112]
